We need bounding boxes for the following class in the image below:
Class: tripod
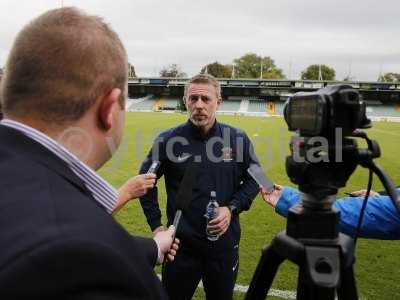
[245,136,363,300]
[245,193,358,300]
[245,131,399,300]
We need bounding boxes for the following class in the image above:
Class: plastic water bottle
[204,191,219,241]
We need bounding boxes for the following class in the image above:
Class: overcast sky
[0,0,399,81]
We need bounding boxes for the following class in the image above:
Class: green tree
[301,64,335,80]
[233,53,285,79]
[378,72,400,82]
[200,62,232,78]
[159,64,187,78]
[128,63,136,79]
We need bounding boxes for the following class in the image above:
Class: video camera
[245,85,399,300]
[284,85,371,137]
[283,85,376,208]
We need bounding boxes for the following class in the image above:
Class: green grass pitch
[98,112,400,300]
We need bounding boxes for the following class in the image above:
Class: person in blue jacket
[260,185,400,240]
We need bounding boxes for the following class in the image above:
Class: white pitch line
[231,282,296,299]
[156,274,370,299]
[157,274,297,299]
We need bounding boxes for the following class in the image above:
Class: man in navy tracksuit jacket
[139,74,259,300]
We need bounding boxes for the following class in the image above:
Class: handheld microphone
[170,162,197,245]
[147,161,160,174]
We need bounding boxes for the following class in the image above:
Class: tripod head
[286,136,359,210]
[286,130,400,218]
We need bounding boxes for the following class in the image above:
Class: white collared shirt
[0,119,118,214]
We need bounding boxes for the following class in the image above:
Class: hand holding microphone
[153,225,180,263]
[113,161,160,214]
[156,161,196,264]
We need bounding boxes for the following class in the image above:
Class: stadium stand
[266,102,276,114]
[126,94,152,109]
[227,96,244,101]
[162,97,179,110]
[127,95,157,111]
[127,95,179,112]
[238,99,250,113]
[153,97,165,111]
[127,93,400,121]
[248,100,266,113]
[126,95,153,108]
[366,105,400,117]
[153,96,179,111]
[275,102,286,115]
[365,100,383,106]
[219,100,241,112]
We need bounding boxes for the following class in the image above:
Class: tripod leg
[245,244,285,300]
[337,234,358,300]
[297,266,336,300]
[297,246,339,300]
[337,264,358,300]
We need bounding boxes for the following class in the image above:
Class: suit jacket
[0,125,167,300]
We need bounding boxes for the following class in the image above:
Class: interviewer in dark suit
[0,7,178,300]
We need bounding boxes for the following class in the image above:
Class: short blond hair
[1,7,127,123]
[184,74,221,101]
